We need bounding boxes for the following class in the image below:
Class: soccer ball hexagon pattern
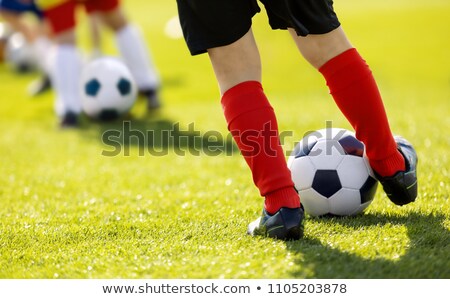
[288,128,378,217]
[80,57,137,120]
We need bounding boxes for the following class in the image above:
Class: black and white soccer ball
[80,57,137,120]
[288,128,378,217]
[4,32,37,72]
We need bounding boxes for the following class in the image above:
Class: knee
[290,27,353,69]
[54,29,76,45]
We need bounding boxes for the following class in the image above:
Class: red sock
[319,48,405,177]
[221,81,299,214]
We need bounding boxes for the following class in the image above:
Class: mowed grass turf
[0,0,449,278]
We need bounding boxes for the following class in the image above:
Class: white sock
[51,45,82,116]
[31,37,53,74]
[115,24,160,90]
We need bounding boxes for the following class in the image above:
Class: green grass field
[0,0,449,278]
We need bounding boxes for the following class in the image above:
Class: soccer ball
[288,128,378,217]
[4,32,36,72]
[80,57,137,120]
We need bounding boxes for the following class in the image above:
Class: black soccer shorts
[176,0,341,55]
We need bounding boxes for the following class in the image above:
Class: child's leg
[42,1,82,124]
[208,29,300,215]
[94,3,160,96]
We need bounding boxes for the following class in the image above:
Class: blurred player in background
[35,0,161,127]
[86,11,102,60]
[176,0,418,240]
[0,0,52,96]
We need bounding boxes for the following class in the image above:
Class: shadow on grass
[79,113,237,157]
[287,212,450,278]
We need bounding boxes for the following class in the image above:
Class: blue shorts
[0,0,44,19]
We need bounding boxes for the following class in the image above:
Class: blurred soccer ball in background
[4,32,37,72]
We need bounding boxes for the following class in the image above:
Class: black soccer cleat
[141,88,161,110]
[247,206,305,240]
[60,111,79,128]
[376,136,418,206]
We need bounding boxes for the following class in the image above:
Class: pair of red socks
[221,48,405,214]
